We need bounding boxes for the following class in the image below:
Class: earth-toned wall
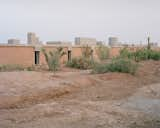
[0,46,34,66]
[0,45,159,67]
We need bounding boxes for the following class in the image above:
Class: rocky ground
[0,60,160,128]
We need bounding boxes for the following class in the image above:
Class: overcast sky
[0,0,160,44]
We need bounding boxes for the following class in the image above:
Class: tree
[81,45,93,59]
[42,47,66,74]
[96,45,109,60]
[147,36,151,50]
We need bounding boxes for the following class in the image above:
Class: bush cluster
[92,58,138,75]
[120,48,160,62]
[96,45,109,60]
[119,48,134,59]
[67,57,95,70]
[67,46,95,70]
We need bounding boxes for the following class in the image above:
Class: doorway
[35,51,40,65]
[68,50,71,61]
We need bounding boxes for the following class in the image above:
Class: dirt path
[0,60,160,128]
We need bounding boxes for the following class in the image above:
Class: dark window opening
[35,51,40,65]
[68,50,71,61]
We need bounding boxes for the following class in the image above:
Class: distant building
[121,42,159,48]
[150,42,158,47]
[8,39,20,45]
[96,41,105,45]
[75,37,97,46]
[27,32,41,45]
[108,37,121,46]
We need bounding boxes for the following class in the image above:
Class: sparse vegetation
[0,64,37,72]
[93,58,138,75]
[67,46,95,69]
[67,57,95,69]
[129,118,160,128]
[0,64,25,72]
[42,47,66,73]
[26,65,36,71]
[119,47,134,59]
[96,45,109,60]
[119,48,160,62]
[81,45,93,59]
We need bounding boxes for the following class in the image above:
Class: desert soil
[0,60,160,128]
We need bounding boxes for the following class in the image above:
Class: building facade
[0,33,159,67]
[8,39,20,45]
[27,32,40,45]
[108,37,121,47]
[75,37,97,46]
[0,44,157,67]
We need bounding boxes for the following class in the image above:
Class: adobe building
[0,44,123,67]
[0,44,141,67]
[0,33,159,67]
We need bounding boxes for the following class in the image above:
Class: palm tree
[147,36,151,50]
[42,47,66,74]
[81,45,93,59]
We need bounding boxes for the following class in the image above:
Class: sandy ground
[0,60,160,128]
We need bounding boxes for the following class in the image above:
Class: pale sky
[0,0,160,44]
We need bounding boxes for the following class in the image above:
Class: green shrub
[26,66,35,71]
[92,63,109,73]
[120,48,160,62]
[148,50,160,60]
[66,57,95,70]
[133,49,149,61]
[96,45,109,60]
[93,58,138,75]
[109,58,138,74]
[120,48,134,59]
[67,46,95,70]
[133,49,160,61]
